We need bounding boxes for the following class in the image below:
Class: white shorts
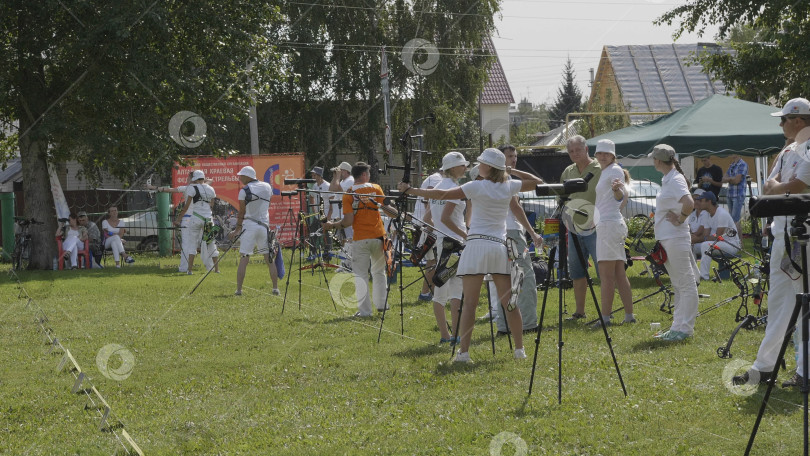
[433,238,462,304]
[596,219,627,262]
[456,238,509,276]
[239,223,269,255]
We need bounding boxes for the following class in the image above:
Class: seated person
[688,189,710,258]
[57,213,87,269]
[101,206,132,268]
[695,192,741,280]
[77,211,102,267]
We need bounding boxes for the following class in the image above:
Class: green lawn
[0,248,804,455]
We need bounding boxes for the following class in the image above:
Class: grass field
[0,247,806,455]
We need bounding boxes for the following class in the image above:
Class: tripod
[282,188,337,313]
[528,196,627,402]
[745,217,810,456]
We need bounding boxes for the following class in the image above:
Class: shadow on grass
[629,338,691,352]
[738,386,804,417]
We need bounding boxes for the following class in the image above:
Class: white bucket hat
[475,148,506,170]
[440,151,469,171]
[237,166,257,180]
[595,139,616,156]
[191,170,205,181]
[338,162,352,172]
[469,164,480,180]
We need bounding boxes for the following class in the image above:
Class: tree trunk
[17,128,57,270]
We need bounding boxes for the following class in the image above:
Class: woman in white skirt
[429,152,471,344]
[591,140,635,326]
[399,148,543,362]
[649,144,699,341]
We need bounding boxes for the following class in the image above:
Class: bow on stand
[376,113,435,342]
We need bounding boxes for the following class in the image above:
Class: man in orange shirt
[324,162,398,317]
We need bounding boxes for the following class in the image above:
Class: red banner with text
[172,154,305,245]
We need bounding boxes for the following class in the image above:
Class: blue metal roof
[0,158,21,184]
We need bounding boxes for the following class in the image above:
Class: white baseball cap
[475,148,506,170]
[191,170,205,181]
[771,98,810,117]
[595,139,616,156]
[338,162,352,172]
[237,166,257,180]
[440,151,469,171]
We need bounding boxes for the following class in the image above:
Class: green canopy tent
[585,94,785,184]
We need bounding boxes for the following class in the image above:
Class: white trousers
[697,240,739,279]
[179,217,219,272]
[105,235,125,262]
[754,237,809,376]
[62,237,80,267]
[660,237,699,335]
[352,238,387,315]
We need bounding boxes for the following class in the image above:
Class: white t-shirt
[595,163,625,223]
[430,177,465,241]
[102,219,125,237]
[769,140,810,237]
[414,172,443,220]
[688,210,710,234]
[654,168,691,241]
[184,183,216,218]
[707,206,741,248]
[461,179,522,239]
[311,180,330,207]
[238,180,272,226]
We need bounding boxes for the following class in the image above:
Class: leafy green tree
[548,59,584,128]
[1,1,285,268]
[657,0,810,102]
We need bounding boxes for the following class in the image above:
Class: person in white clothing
[232,166,280,296]
[399,148,543,363]
[429,153,469,343]
[173,170,219,274]
[416,169,444,300]
[649,144,699,341]
[308,166,332,259]
[694,191,741,281]
[330,161,355,267]
[101,206,129,268]
[148,173,218,272]
[591,139,634,326]
[734,97,810,388]
[688,189,711,258]
[57,213,87,269]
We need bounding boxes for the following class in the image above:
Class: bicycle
[12,217,43,271]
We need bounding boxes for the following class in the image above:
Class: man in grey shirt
[77,211,102,267]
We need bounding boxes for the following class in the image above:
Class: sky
[492,0,720,107]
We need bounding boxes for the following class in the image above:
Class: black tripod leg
[451,293,464,358]
[281,232,299,314]
[570,233,628,397]
[529,245,556,396]
[745,293,804,455]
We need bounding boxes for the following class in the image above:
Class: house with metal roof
[589,43,730,123]
[480,36,514,145]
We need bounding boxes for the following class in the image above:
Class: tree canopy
[1,0,501,268]
[657,0,810,102]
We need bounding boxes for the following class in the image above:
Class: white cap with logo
[771,98,810,117]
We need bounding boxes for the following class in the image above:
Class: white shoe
[453,352,472,363]
[514,348,527,359]
[479,311,497,321]
[272,288,280,296]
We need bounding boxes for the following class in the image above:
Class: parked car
[120,210,161,251]
[623,180,660,218]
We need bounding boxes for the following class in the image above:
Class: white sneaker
[272,288,280,296]
[453,352,472,363]
[514,348,527,359]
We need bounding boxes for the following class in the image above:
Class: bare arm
[509,168,544,186]
[510,197,542,246]
[764,177,808,195]
[399,183,465,201]
[664,195,695,227]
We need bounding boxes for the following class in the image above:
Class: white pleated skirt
[457,238,510,276]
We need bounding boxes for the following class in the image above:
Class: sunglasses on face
[781,115,800,123]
